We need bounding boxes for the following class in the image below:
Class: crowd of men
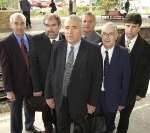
[0,11,150,133]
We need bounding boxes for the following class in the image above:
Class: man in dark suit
[29,13,65,133]
[82,12,102,44]
[116,13,150,133]
[45,15,103,133]
[0,13,40,133]
[97,22,130,133]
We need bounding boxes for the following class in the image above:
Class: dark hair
[124,13,142,26]
[43,13,61,26]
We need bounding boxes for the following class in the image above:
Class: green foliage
[0,0,7,5]
[100,0,119,11]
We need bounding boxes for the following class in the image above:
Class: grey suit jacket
[84,31,102,44]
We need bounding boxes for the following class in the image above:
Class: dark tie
[104,50,109,89]
[51,39,56,45]
[20,38,28,65]
[62,46,74,96]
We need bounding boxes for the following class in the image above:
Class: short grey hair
[9,13,26,24]
[101,22,118,35]
[64,15,82,27]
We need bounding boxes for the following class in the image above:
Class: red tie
[20,38,28,65]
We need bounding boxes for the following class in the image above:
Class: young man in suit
[0,13,40,133]
[116,13,150,133]
[98,22,130,133]
[82,12,102,44]
[29,13,65,133]
[45,15,103,133]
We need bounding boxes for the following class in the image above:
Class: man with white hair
[97,22,130,133]
[45,15,103,133]
[0,13,40,133]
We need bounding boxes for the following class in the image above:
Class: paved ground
[0,86,150,133]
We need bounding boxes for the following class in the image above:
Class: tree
[100,0,119,11]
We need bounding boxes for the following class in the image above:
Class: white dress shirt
[101,45,114,91]
[50,34,60,43]
[66,40,81,64]
[125,35,138,52]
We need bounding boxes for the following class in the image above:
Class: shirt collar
[67,40,81,50]
[50,34,60,43]
[13,32,27,44]
[125,34,138,44]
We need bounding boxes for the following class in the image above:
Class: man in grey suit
[82,12,102,44]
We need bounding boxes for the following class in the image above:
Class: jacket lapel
[72,39,88,74]
[109,45,119,68]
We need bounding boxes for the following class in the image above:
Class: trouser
[23,11,31,27]
[26,96,55,133]
[96,92,116,133]
[9,95,35,133]
[57,97,85,133]
[117,97,136,133]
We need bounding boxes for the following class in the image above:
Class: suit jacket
[100,45,130,112]
[117,33,150,103]
[0,33,33,96]
[85,31,102,44]
[45,39,103,117]
[29,32,65,92]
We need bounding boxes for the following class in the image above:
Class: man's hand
[136,95,142,101]
[33,91,43,97]
[118,105,125,111]
[87,104,96,114]
[6,91,16,102]
[46,98,55,109]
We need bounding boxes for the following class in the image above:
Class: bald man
[45,15,103,133]
[0,13,40,133]
[97,22,130,133]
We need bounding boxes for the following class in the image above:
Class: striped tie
[62,46,74,96]
[125,40,131,52]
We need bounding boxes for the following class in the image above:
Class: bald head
[101,22,118,49]
[64,15,82,45]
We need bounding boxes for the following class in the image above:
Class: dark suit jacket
[0,33,33,96]
[29,32,65,92]
[45,39,103,117]
[117,34,150,103]
[101,45,130,112]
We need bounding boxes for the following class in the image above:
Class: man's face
[101,25,117,49]
[44,18,60,39]
[82,15,95,35]
[125,23,140,40]
[10,16,26,36]
[64,20,81,45]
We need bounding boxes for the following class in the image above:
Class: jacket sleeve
[29,39,42,92]
[88,46,103,106]
[119,49,130,106]
[136,42,150,97]
[44,45,56,99]
[0,42,13,92]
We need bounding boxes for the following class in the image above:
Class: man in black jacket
[29,13,65,133]
[117,13,150,133]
